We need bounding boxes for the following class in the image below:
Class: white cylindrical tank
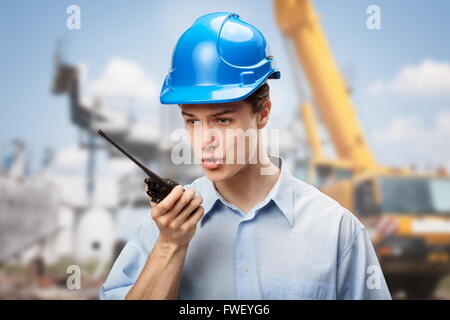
[54,205,75,259]
[75,207,115,264]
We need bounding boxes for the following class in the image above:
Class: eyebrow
[181,109,235,117]
[210,109,234,117]
[181,111,195,117]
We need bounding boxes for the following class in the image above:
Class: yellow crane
[298,102,354,188]
[274,0,450,298]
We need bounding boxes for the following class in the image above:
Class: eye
[186,119,201,126]
[216,118,231,125]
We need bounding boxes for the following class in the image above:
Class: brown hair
[242,82,270,113]
[178,82,270,113]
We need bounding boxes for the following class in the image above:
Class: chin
[203,169,228,182]
[202,164,242,182]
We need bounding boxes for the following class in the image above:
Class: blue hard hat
[160,12,281,105]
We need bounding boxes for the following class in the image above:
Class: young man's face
[180,100,270,182]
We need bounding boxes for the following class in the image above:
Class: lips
[201,157,224,170]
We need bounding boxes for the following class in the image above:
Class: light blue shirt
[100,157,391,300]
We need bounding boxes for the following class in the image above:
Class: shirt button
[242,266,249,272]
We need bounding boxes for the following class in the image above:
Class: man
[100,12,391,300]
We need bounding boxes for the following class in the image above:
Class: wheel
[403,276,439,299]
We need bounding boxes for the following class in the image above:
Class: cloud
[83,57,159,103]
[50,145,138,178]
[128,122,160,144]
[107,159,136,177]
[372,111,450,171]
[369,60,450,96]
[51,145,88,175]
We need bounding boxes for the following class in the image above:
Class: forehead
[180,101,248,116]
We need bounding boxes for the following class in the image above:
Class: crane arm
[274,0,377,171]
[300,102,323,159]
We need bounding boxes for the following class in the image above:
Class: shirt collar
[199,156,294,227]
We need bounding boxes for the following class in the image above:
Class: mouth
[201,157,224,170]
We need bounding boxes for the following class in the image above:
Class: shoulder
[291,176,360,221]
[289,175,365,250]
[183,175,210,195]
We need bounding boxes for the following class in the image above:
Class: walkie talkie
[97,129,180,203]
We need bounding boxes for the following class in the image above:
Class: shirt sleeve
[336,226,392,300]
[99,215,160,300]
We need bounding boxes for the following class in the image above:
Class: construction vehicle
[274,0,450,298]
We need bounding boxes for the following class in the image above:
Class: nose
[201,123,218,152]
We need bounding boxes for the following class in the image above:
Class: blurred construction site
[1,0,450,300]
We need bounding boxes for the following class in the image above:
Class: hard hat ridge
[160,12,280,105]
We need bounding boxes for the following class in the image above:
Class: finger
[166,188,196,219]
[145,186,153,203]
[145,186,156,206]
[153,185,184,217]
[181,206,205,229]
[171,195,203,229]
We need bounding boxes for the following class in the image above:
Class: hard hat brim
[160,71,277,105]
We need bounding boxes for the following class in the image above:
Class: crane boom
[300,102,323,159]
[274,0,377,171]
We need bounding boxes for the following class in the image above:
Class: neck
[214,153,281,214]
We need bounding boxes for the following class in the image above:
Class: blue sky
[1,0,450,174]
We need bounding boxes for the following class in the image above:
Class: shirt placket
[234,209,262,300]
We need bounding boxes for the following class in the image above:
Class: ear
[257,99,271,129]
